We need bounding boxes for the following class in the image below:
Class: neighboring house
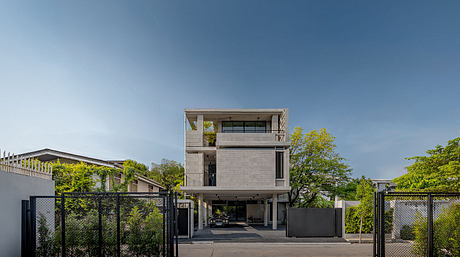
[13,148,164,192]
[181,108,291,230]
[372,179,396,192]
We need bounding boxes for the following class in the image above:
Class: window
[222,121,266,133]
[114,173,122,185]
[148,185,155,192]
[276,152,284,179]
[131,179,138,192]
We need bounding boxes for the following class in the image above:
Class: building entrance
[212,200,247,222]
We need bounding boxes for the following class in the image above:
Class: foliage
[127,206,163,257]
[37,213,57,257]
[150,159,184,192]
[336,176,372,201]
[412,203,460,256]
[289,127,352,207]
[394,137,460,192]
[345,207,393,234]
[345,206,373,233]
[400,225,415,240]
[356,179,374,242]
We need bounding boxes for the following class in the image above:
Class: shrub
[345,207,393,234]
[36,213,57,257]
[400,225,415,240]
[412,202,460,256]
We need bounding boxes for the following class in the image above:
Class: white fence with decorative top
[0,149,53,179]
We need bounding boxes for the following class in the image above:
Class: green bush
[36,213,58,257]
[400,225,415,240]
[345,207,393,234]
[412,203,460,256]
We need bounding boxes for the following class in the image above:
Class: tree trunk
[359,214,363,244]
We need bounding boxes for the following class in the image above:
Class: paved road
[179,242,373,257]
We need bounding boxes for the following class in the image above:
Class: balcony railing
[0,149,53,179]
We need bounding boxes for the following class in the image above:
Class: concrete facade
[0,170,55,257]
[181,108,291,231]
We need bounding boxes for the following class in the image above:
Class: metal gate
[374,192,460,257]
[286,208,342,237]
[22,191,178,257]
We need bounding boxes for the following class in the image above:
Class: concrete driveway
[182,224,347,243]
[179,242,373,257]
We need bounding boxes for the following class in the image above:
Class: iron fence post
[175,191,178,257]
[162,195,166,257]
[61,193,66,257]
[30,196,37,257]
[378,192,385,257]
[116,194,121,257]
[169,191,174,257]
[427,194,433,257]
[373,192,377,257]
[21,200,30,257]
[98,197,103,257]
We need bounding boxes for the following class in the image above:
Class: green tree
[149,159,184,191]
[289,127,352,207]
[355,179,374,243]
[394,137,460,192]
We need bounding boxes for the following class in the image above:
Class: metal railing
[374,191,460,257]
[0,149,52,179]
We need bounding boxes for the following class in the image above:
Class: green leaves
[289,127,352,207]
[149,159,184,192]
[394,137,460,192]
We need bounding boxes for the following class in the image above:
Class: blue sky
[1,1,459,179]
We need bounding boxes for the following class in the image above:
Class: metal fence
[22,192,178,257]
[374,192,460,257]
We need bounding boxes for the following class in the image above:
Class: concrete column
[198,193,204,230]
[204,201,208,227]
[264,199,268,227]
[272,193,278,230]
[197,115,204,133]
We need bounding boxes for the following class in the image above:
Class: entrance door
[178,208,189,236]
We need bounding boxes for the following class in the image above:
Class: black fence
[374,192,460,257]
[22,191,178,257]
[286,208,342,237]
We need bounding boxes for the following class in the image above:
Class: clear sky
[1,1,459,179]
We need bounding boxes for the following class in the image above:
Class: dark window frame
[222,121,267,133]
[275,151,284,179]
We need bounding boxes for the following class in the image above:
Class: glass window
[276,152,284,179]
[256,121,266,133]
[233,122,243,133]
[222,121,233,133]
[244,121,256,133]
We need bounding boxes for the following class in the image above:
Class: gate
[374,192,460,257]
[286,208,342,237]
[22,191,178,257]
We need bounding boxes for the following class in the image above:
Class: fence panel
[24,192,178,257]
[374,192,460,257]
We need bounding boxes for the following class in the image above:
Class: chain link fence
[22,192,178,257]
[374,192,460,257]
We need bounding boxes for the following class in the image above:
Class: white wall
[0,171,55,257]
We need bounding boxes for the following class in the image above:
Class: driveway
[179,242,373,257]
[182,224,347,243]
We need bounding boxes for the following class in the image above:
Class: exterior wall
[216,133,276,145]
[186,131,203,147]
[216,148,275,188]
[185,152,204,186]
[0,171,55,257]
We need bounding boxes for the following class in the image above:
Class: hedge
[345,206,393,234]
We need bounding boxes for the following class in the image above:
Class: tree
[394,137,460,192]
[335,176,371,201]
[149,159,184,191]
[289,127,352,207]
[355,179,374,243]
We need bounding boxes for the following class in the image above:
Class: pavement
[178,224,373,257]
[181,224,348,243]
[179,242,373,257]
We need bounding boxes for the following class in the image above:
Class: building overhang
[180,186,290,200]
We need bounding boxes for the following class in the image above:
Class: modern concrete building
[181,108,290,230]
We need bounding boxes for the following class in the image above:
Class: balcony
[216,131,288,147]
